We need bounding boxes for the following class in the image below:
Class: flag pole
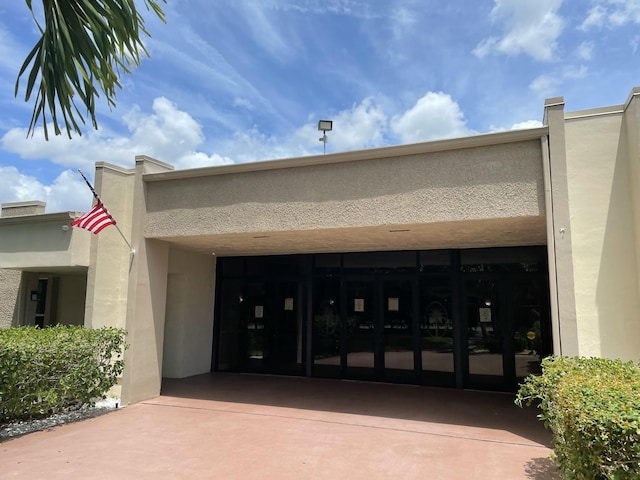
[77,169,135,255]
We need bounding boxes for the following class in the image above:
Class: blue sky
[0,0,639,212]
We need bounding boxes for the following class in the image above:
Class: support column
[543,97,579,356]
[121,156,174,405]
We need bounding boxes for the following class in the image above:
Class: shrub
[515,356,640,479]
[0,325,126,425]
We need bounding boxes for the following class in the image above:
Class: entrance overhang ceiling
[153,216,547,257]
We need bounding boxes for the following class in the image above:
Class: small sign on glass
[479,307,492,323]
[388,297,399,311]
[284,297,294,311]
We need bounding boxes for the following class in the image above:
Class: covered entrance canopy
[136,128,552,394]
[143,128,549,257]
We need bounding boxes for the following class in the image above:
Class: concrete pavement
[0,373,559,479]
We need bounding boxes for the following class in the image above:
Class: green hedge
[0,326,126,425]
[515,356,640,479]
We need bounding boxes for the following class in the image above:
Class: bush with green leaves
[515,356,640,479]
[0,325,126,425]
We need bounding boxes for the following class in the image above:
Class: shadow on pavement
[525,457,560,479]
[160,372,552,446]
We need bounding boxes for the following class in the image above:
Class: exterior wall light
[318,120,333,154]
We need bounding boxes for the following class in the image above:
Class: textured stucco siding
[0,219,90,269]
[145,141,544,239]
[85,165,136,330]
[565,110,640,361]
[0,269,21,328]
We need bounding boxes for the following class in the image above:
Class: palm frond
[16,0,166,139]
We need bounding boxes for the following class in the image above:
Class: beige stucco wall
[0,213,90,269]
[57,274,87,325]
[624,89,640,306]
[112,157,174,405]
[564,103,640,360]
[162,248,216,378]
[144,138,546,254]
[0,269,22,327]
[84,164,136,330]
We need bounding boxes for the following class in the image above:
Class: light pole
[318,120,333,154]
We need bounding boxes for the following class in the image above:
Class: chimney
[1,201,46,218]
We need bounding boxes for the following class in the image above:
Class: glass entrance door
[462,276,552,391]
[269,280,303,375]
[464,279,505,389]
[242,280,304,375]
[345,279,377,379]
[382,278,416,382]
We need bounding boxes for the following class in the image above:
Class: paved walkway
[0,374,558,479]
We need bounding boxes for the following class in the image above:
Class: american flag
[71,201,116,234]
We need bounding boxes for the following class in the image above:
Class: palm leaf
[16,0,166,139]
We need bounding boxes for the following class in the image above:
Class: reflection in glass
[346,281,375,372]
[245,282,266,364]
[513,279,549,381]
[217,279,242,371]
[466,280,503,377]
[420,277,454,374]
[313,278,341,374]
[383,280,414,372]
[273,281,301,369]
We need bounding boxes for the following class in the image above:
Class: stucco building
[1,87,639,405]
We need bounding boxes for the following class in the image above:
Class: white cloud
[512,119,543,129]
[577,41,594,60]
[529,65,588,97]
[580,4,606,29]
[391,92,473,143]
[327,98,388,151]
[2,97,233,172]
[581,1,640,29]
[0,167,91,212]
[233,97,254,110]
[238,2,298,60]
[473,0,564,61]
[219,97,388,160]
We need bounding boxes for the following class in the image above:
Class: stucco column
[624,88,640,304]
[84,163,135,330]
[543,97,579,356]
[121,156,174,405]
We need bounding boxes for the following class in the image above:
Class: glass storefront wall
[214,247,551,392]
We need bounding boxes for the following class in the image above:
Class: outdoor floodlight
[318,120,333,132]
[318,120,333,154]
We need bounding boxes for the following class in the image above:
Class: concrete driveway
[0,373,558,479]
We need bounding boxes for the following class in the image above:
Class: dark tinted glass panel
[419,250,451,273]
[314,254,342,274]
[313,277,341,376]
[246,255,308,276]
[343,251,416,274]
[221,257,244,277]
[244,282,267,367]
[460,247,545,273]
[271,280,303,374]
[217,279,243,371]
[512,279,551,382]
[420,277,454,375]
[345,280,375,374]
[465,279,503,377]
[383,279,414,377]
